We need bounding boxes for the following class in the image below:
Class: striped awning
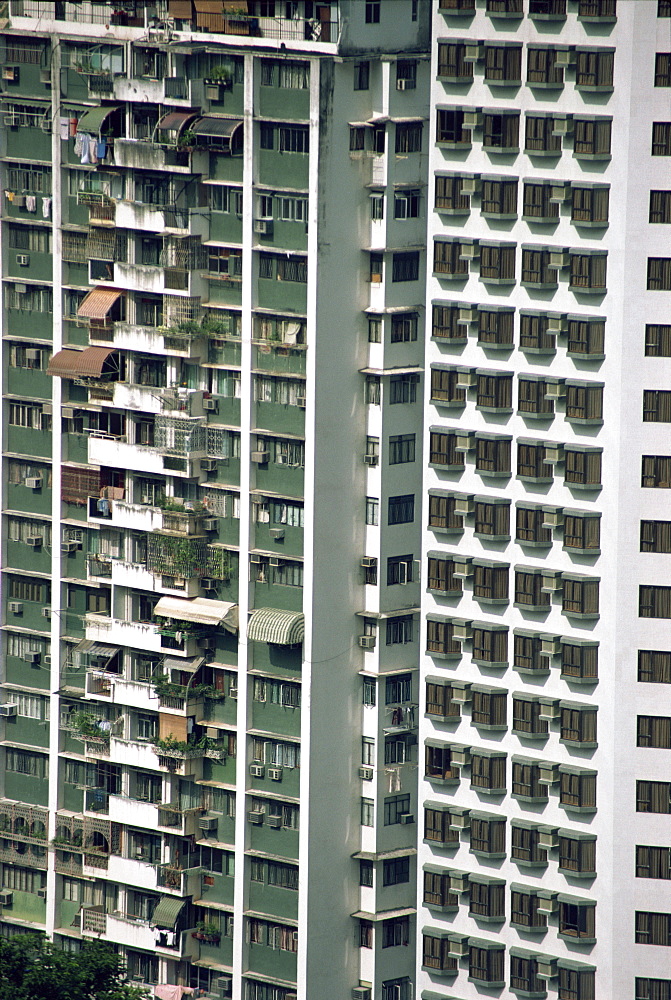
[77,105,121,135]
[156,110,198,132]
[77,287,123,320]
[47,346,117,379]
[154,597,238,631]
[191,116,243,140]
[74,641,119,664]
[247,608,305,646]
[150,896,184,930]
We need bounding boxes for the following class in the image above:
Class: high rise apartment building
[0,2,430,999]
[0,1,670,1000]
[420,2,671,1000]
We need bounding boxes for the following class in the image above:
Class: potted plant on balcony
[194,920,221,944]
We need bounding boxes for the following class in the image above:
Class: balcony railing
[82,907,107,934]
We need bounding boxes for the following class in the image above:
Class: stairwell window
[637,716,671,748]
[648,258,671,290]
[655,53,671,87]
[395,122,422,154]
[386,617,413,645]
[389,434,416,464]
[639,650,671,684]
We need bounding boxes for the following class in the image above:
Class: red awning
[77,287,123,320]
[156,111,198,132]
[47,347,117,379]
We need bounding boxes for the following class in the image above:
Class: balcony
[87,435,165,475]
[111,138,207,175]
[108,794,162,829]
[156,863,202,895]
[109,736,160,771]
[112,322,206,358]
[85,615,166,655]
[108,677,158,712]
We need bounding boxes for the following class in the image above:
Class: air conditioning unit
[0,705,17,717]
[44,655,51,664]
[200,458,218,472]
[454,496,475,516]
[0,891,13,905]
[449,873,470,893]
[458,243,479,262]
[202,518,218,531]
[41,607,51,619]
[267,814,282,828]
[23,652,41,664]
[24,476,42,489]
[540,635,561,656]
[455,432,476,452]
[228,686,238,698]
[216,978,233,992]
[247,809,264,824]
[550,184,571,203]
[42,403,52,415]
[450,744,471,765]
[359,635,376,650]
[296,396,307,407]
[396,78,411,90]
[448,936,469,957]
[253,218,273,235]
[62,541,79,553]
[552,116,574,136]
[40,68,51,83]
[453,558,473,579]
[61,407,75,420]
[537,958,558,980]
[352,989,372,1000]
[550,250,570,269]
[2,66,18,80]
[547,313,567,335]
[464,44,483,63]
[269,556,282,567]
[542,507,563,530]
[543,444,564,465]
[449,810,471,830]
[463,110,483,129]
[363,454,378,466]
[26,535,43,547]
[198,816,218,831]
[456,368,477,388]
[358,765,374,780]
[458,306,477,323]
[539,763,560,785]
[554,49,575,68]
[249,763,265,778]
[251,450,269,464]
[269,528,285,540]
[16,254,30,267]
[205,84,220,100]
[460,176,480,197]
[361,556,377,568]
[544,380,566,400]
[541,572,563,594]
[200,578,217,590]
[399,812,414,824]
[537,895,558,916]
[452,622,473,643]
[8,602,23,614]
[250,553,263,564]
[37,888,47,899]
[268,766,283,781]
[539,700,561,722]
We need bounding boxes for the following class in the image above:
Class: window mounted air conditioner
[352,989,372,1000]
[544,380,566,400]
[546,314,567,335]
[267,814,282,828]
[26,535,43,547]
[201,578,218,591]
[450,873,470,893]
[25,348,41,362]
[453,557,473,579]
[2,66,18,80]
[458,306,477,323]
[269,527,285,540]
[62,407,75,420]
[198,816,218,831]
[554,49,575,68]
[202,518,218,532]
[541,572,563,594]
[23,651,41,664]
[249,763,265,778]
[399,812,414,824]
[458,243,479,262]
[202,398,218,412]
[42,403,52,415]
[8,602,23,614]
[460,176,480,197]
[363,454,378,466]
[358,765,373,780]
[361,556,377,568]
[16,254,30,267]
[251,450,269,464]
[449,809,471,830]
[269,556,282,567]
[24,477,42,489]
[537,894,558,915]
[200,458,218,472]
[41,607,51,619]
[253,218,273,235]
[40,69,51,83]
[37,888,47,899]
[450,744,471,764]
[62,541,79,553]
[540,634,561,656]
[549,250,570,269]
[296,396,307,407]
[463,110,483,129]
[456,368,477,388]
[268,766,283,781]
[464,44,483,63]
[44,655,51,664]
[0,704,18,717]
[247,809,264,824]
[454,495,475,515]
[396,78,412,91]
[0,891,13,905]
[539,700,560,721]
[552,116,574,137]
[538,763,560,785]
[550,184,571,203]
[455,432,476,452]
[228,686,238,698]
[543,444,564,465]
[537,958,558,980]
[447,935,469,957]
[452,622,473,643]
[359,635,376,649]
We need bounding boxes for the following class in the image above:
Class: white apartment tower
[419,2,671,1000]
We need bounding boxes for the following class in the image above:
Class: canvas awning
[163,655,204,675]
[151,896,185,930]
[154,597,238,632]
[191,117,243,139]
[47,347,117,379]
[77,287,123,321]
[73,641,119,665]
[156,111,198,132]
[77,106,121,134]
[247,608,305,645]
[168,0,193,17]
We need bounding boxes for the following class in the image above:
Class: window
[475,435,511,476]
[562,576,599,618]
[9,226,50,253]
[430,429,463,468]
[433,240,469,277]
[389,375,418,404]
[517,442,551,482]
[426,681,460,719]
[643,456,671,490]
[636,912,671,946]
[483,112,520,150]
[487,0,523,10]
[646,324,671,357]
[471,750,507,792]
[519,313,556,353]
[525,113,562,155]
[567,315,605,357]
[469,944,505,985]
[396,60,417,89]
[648,258,671,290]
[518,379,554,418]
[470,815,506,857]
[639,650,671,684]
[359,860,373,887]
[386,616,413,645]
[527,46,565,86]
[511,822,547,866]
[395,122,422,154]
[365,1,380,23]
[427,618,461,656]
[360,798,374,827]
[437,42,472,81]
[523,182,558,222]
[470,878,505,919]
[362,677,376,708]
[431,367,465,406]
[521,247,557,287]
[641,521,671,553]
[653,122,671,156]
[656,53,671,87]
[484,44,522,84]
[569,252,607,292]
[574,116,612,157]
[473,565,510,604]
[558,966,596,1000]
[390,313,418,342]
[427,556,461,596]
[382,916,410,948]
[383,856,410,886]
[513,631,544,673]
[559,833,596,875]
[513,696,548,737]
[560,704,598,746]
[635,980,671,1000]
[561,640,599,681]
[425,744,459,782]
[353,61,369,90]
[475,499,510,538]
[511,952,545,993]
[8,401,51,431]
[512,760,547,801]
[436,108,471,145]
[576,48,614,89]
[480,243,516,283]
[387,554,414,586]
[388,495,414,525]
[638,716,671,748]
[481,178,518,217]
[422,934,458,972]
[563,512,601,553]
[424,807,459,846]
[8,577,49,603]
[640,586,671,619]
[6,749,47,778]
[637,846,671,880]
[477,308,514,347]
[572,184,610,226]
[638,781,671,814]
[365,497,379,526]
[579,0,617,14]
[515,506,550,547]
[435,175,470,213]
[392,252,419,282]
[476,372,512,410]
[565,382,604,424]
[389,434,415,464]
[559,767,597,810]
[423,870,458,909]
[564,447,602,488]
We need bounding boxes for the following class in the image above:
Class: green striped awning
[247,608,305,646]
[77,106,121,134]
[151,896,184,930]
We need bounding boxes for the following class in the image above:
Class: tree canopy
[0,934,149,1000]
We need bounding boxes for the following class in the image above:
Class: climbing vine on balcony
[147,535,229,580]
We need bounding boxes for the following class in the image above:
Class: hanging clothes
[25,195,36,213]
[96,138,107,160]
[42,197,51,218]
[88,138,98,164]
